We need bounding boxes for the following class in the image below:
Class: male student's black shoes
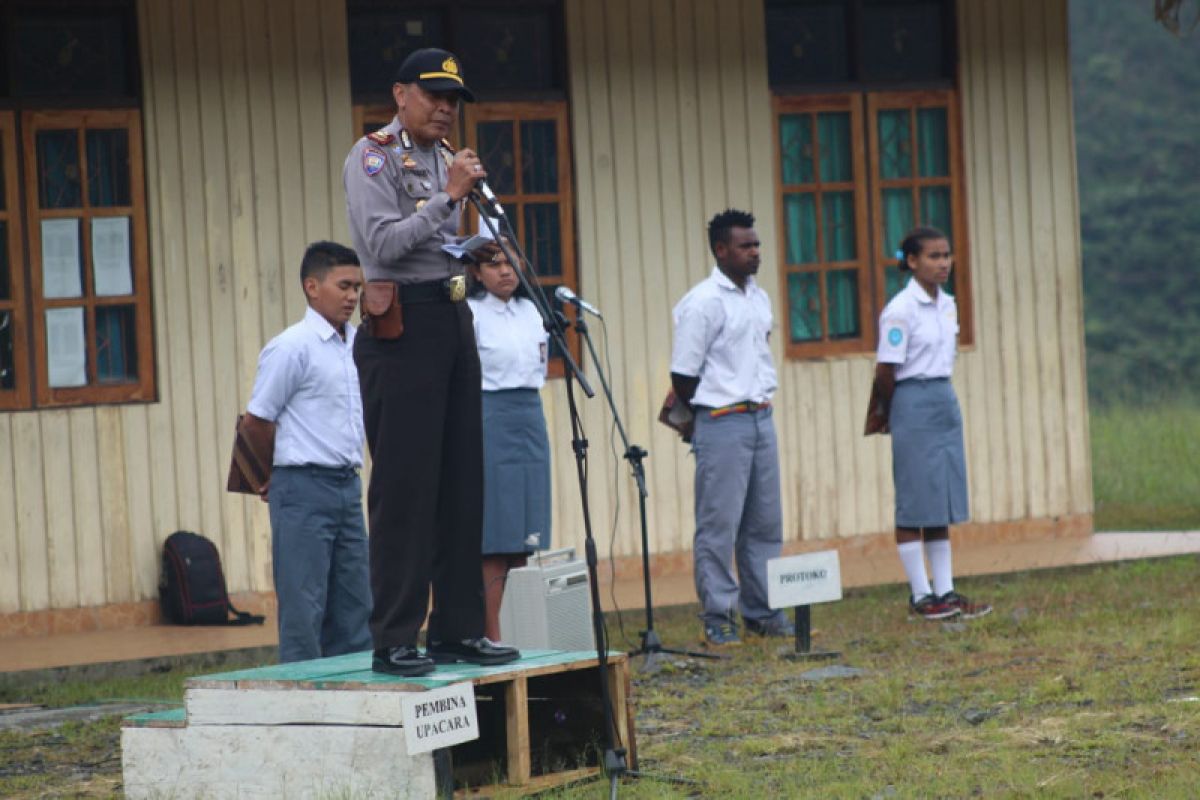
[427,638,520,665]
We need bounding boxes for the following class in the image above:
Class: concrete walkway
[1,531,1197,678]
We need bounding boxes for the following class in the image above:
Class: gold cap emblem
[443,57,459,75]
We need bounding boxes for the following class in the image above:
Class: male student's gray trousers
[691,407,789,629]
[268,465,372,663]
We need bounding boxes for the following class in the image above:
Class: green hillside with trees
[1070,0,1200,406]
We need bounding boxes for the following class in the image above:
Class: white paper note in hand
[439,216,500,259]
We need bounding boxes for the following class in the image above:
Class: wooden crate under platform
[122,649,636,798]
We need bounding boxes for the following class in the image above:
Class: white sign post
[400,682,480,756]
[767,550,843,660]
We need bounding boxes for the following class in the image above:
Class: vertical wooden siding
[0,0,1089,616]
[552,0,1091,562]
[0,0,352,614]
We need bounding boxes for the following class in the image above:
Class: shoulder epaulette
[367,130,395,146]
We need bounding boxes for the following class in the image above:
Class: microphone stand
[570,313,721,667]
[467,193,639,797]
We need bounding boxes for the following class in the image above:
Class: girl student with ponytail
[866,227,991,621]
[466,236,553,643]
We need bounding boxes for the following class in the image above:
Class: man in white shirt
[670,210,793,647]
[244,241,372,663]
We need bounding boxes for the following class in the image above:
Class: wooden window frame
[772,90,972,360]
[0,112,30,410]
[24,108,155,407]
[866,89,972,346]
[772,94,873,360]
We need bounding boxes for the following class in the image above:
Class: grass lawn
[1090,402,1200,530]
[4,555,1199,798]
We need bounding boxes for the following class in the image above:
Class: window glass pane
[787,272,821,343]
[917,107,949,177]
[816,112,852,183]
[457,9,558,94]
[0,221,8,301]
[37,130,83,209]
[347,10,443,100]
[46,307,87,387]
[13,11,136,98]
[861,1,948,83]
[96,305,138,383]
[920,186,951,234]
[41,219,84,299]
[779,114,814,184]
[885,268,907,302]
[87,130,132,207]
[0,310,13,390]
[882,188,914,259]
[520,121,558,195]
[92,217,133,296]
[822,191,856,262]
[523,203,561,277]
[827,269,860,339]
[765,2,849,86]
[877,110,911,179]
[783,193,817,265]
[476,122,516,195]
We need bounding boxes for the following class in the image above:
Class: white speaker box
[498,549,596,651]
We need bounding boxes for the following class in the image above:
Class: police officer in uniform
[344,48,519,676]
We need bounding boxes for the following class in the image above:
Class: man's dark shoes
[938,591,993,620]
[909,593,960,621]
[743,616,796,638]
[427,637,520,666]
[372,645,435,677]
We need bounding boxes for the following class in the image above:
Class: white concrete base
[121,723,434,800]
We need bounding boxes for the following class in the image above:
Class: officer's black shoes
[372,645,436,676]
[427,637,521,666]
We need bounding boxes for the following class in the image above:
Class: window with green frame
[773,89,970,358]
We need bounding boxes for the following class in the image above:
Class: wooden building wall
[0,0,1089,619]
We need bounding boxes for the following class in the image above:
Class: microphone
[473,179,505,217]
[555,286,603,319]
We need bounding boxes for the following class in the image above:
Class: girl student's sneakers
[938,591,993,620]
[909,593,961,621]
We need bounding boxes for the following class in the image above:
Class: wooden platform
[122,649,635,798]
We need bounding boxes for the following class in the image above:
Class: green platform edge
[184,648,624,690]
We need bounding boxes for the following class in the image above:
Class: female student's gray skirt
[890,378,969,527]
[481,388,551,555]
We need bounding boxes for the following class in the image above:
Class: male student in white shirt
[670,209,793,648]
[244,241,372,663]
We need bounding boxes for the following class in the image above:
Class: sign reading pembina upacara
[767,550,843,609]
[401,682,480,755]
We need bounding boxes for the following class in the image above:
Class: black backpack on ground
[159,530,265,626]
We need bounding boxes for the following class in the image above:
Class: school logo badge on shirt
[363,148,386,176]
[888,327,904,346]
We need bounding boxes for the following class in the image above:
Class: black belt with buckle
[398,276,467,304]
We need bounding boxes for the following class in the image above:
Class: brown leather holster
[362,280,404,339]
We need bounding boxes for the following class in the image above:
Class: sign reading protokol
[401,682,480,755]
[767,549,843,610]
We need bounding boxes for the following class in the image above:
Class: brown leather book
[657,389,694,440]
[226,414,275,494]
[863,381,888,436]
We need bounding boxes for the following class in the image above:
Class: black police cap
[395,48,476,102]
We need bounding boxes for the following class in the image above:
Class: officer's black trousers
[354,301,485,648]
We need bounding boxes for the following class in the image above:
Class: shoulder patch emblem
[367,130,394,146]
[887,327,904,346]
[363,147,387,176]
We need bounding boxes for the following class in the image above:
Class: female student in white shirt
[466,243,552,642]
[868,226,991,621]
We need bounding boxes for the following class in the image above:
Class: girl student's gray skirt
[481,388,552,555]
[889,377,969,528]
